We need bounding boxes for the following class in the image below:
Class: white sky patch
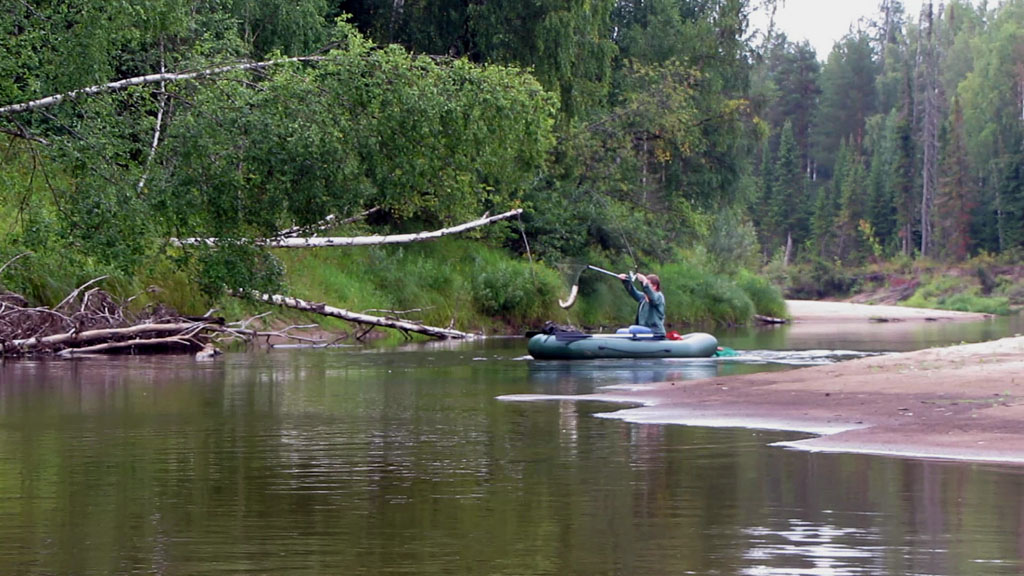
[749,0,933,59]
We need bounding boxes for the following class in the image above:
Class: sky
[749,0,930,59]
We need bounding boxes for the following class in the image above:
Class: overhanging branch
[0,56,326,116]
[171,208,523,248]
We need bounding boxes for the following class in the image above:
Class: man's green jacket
[622,279,666,337]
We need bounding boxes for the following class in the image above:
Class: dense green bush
[470,254,561,325]
[658,261,755,327]
[903,275,1012,315]
[785,258,857,299]
[735,270,787,318]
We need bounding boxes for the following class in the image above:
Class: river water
[1,315,1023,575]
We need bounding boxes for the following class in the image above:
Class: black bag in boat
[538,321,591,342]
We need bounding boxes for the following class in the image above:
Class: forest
[1,0,1022,343]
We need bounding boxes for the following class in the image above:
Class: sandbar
[786,299,993,322]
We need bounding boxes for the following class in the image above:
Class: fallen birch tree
[238,291,475,340]
[172,208,523,248]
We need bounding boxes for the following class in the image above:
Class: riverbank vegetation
[2,0,1022,345]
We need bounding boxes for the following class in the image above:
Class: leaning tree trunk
[172,209,523,248]
[239,291,475,340]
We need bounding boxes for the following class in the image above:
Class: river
[1,315,1023,575]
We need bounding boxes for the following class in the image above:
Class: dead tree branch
[0,252,32,277]
[173,208,523,248]
[0,56,326,117]
[273,206,382,239]
[236,290,475,340]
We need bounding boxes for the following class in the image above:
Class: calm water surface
[1,315,1023,575]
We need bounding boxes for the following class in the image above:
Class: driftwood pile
[0,283,227,358]
[0,282,471,359]
[0,279,325,358]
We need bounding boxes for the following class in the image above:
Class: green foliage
[470,255,562,324]
[757,37,820,158]
[470,0,618,123]
[273,240,564,332]
[734,270,787,318]
[232,0,329,57]
[9,0,1024,338]
[811,31,879,178]
[903,275,1011,315]
[705,207,760,274]
[784,258,858,300]
[193,242,285,299]
[657,261,755,326]
[157,31,557,240]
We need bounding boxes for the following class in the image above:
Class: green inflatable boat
[527,331,719,360]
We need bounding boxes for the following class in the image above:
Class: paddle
[558,265,631,309]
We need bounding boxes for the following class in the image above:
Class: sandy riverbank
[509,301,1024,465]
[786,299,993,322]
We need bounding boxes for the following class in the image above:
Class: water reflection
[1,318,1024,575]
[528,358,720,393]
[718,313,1024,354]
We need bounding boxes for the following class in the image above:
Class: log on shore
[241,291,476,340]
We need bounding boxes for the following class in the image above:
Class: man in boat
[616,272,666,338]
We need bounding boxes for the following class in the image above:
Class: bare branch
[56,334,202,357]
[360,307,433,318]
[55,275,109,312]
[235,290,476,340]
[0,252,32,277]
[5,321,205,353]
[0,56,327,116]
[273,206,382,239]
[174,208,523,248]
[137,46,168,194]
[0,124,49,145]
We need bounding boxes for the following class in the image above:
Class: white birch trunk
[0,56,325,116]
[240,291,475,340]
[3,322,205,353]
[172,209,523,248]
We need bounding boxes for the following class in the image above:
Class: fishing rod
[558,265,635,309]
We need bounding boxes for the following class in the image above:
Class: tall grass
[658,261,755,326]
[276,239,564,334]
[566,258,775,329]
[903,275,1011,315]
[734,270,787,318]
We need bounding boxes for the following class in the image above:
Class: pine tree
[892,63,917,256]
[811,141,848,260]
[812,31,880,179]
[756,141,779,260]
[998,136,1024,253]
[837,146,869,262]
[936,96,976,261]
[867,113,898,255]
[773,120,809,263]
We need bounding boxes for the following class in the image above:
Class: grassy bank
[0,238,786,342]
[265,240,787,337]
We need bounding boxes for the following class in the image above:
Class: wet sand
[510,301,1024,465]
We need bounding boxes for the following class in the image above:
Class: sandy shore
[509,301,1024,465]
[786,299,993,322]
